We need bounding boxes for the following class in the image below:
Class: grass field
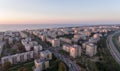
[8,62,34,71]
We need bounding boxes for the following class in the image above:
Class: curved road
[107,31,120,64]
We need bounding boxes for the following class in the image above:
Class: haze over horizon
[0,0,120,24]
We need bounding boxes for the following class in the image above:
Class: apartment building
[1,51,34,64]
[40,50,52,60]
[20,32,28,38]
[70,45,81,58]
[82,42,97,57]
[51,39,60,47]
[34,59,49,71]
[60,38,72,44]
[22,38,38,51]
[63,44,71,53]
[34,45,43,56]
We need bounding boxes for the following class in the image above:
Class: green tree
[2,61,11,71]
[17,42,25,52]
[18,67,28,71]
[6,39,11,48]
[58,62,66,71]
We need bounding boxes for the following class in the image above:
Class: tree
[18,67,28,71]
[6,39,11,48]
[2,61,11,71]
[17,42,25,52]
[58,62,66,71]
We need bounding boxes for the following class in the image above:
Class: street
[107,31,120,65]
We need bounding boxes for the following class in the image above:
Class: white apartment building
[63,44,71,53]
[33,67,41,71]
[89,37,100,44]
[34,45,43,56]
[83,42,97,57]
[57,31,64,36]
[39,35,46,41]
[84,31,91,36]
[20,32,28,38]
[72,38,79,43]
[60,38,72,44]
[22,38,38,51]
[8,37,14,44]
[45,37,53,43]
[1,51,34,64]
[34,59,49,71]
[24,44,33,51]
[40,50,52,60]
[34,45,43,52]
[93,34,100,39]
[51,39,60,47]
[63,44,81,58]
[70,45,81,58]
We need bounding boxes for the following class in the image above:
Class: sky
[0,0,120,24]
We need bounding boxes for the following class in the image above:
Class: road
[107,31,120,65]
[27,32,81,71]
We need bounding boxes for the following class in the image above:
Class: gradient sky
[0,0,120,24]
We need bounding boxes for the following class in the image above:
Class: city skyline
[0,0,120,24]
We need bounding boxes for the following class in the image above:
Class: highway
[107,31,120,65]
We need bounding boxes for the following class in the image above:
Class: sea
[0,24,90,32]
[0,24,113,32]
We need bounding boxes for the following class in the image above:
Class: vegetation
[46,55,68,71]
[58,62,67,71]
[96,37,120,71]
[59,50,69,56]
[17,67,28,71]
[2,61,11,71]
[112,33,120,52]
[8,55,68,71]
[8,62,34,71]
[76,36,120,71]
[57,34,74,39]
[76,56,99,71]
[46,55,59,71]
[17,42,25,52]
